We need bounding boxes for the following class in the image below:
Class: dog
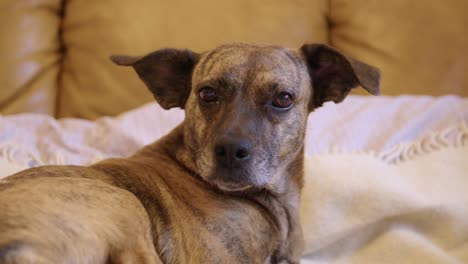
[0,43,380,264]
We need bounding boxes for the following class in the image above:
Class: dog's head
[112,43,380,192]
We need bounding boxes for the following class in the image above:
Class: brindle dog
[0,43,380,264]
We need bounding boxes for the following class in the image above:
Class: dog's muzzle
[211,136,254,189]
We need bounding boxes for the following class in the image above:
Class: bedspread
[1,95,468,263]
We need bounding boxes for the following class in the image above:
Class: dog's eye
[272,92,293,109]
[199,87,218,103]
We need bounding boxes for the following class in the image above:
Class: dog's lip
[201,165,258,192]
[211,179,253,192]
[208,173,253,192]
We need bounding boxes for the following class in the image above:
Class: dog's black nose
[214,137,251,169]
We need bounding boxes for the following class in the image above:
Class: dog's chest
[153,193,279,263]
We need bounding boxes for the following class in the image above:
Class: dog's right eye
[199,87,218,103]
[272,92,294,109]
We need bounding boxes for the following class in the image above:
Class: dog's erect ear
[300,44,380,109]
[111,49,199,109]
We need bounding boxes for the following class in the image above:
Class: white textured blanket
[301,125,468,264]
[1,95,468,263]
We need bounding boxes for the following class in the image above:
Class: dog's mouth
[211,178,253,192]
[207,166,256,192]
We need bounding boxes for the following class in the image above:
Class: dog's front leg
[285,223,304,264]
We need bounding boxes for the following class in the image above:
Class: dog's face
[184,44,311,191]
[112,43,380,192]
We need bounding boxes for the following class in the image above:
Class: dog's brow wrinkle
[242,51,262,92]
[281,50,302,85]
[199,48,223,76]
[203,46,241,76]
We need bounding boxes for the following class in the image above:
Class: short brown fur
[0,43,379,263]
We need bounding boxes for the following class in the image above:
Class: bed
[1,95,467,263]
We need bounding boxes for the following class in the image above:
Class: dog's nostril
[235,148,249,159]
[214,139,251,167]
[214,145,226,157]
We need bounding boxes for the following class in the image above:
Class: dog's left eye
[199,87,218,103]
[272,92,293,109]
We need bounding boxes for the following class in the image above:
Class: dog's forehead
[194,44,304,86]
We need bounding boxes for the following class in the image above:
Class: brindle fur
[0,43,379,264]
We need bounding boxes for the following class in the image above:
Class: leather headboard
[329,0,468,96]
[57,0,328,118]
[1,0,466,119]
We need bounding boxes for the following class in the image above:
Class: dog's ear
[111,48,199,109]
[300,44,380,109]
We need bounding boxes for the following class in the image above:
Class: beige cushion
[58,0,328,118]
[0,0,61,115]
[329,0,468,96]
